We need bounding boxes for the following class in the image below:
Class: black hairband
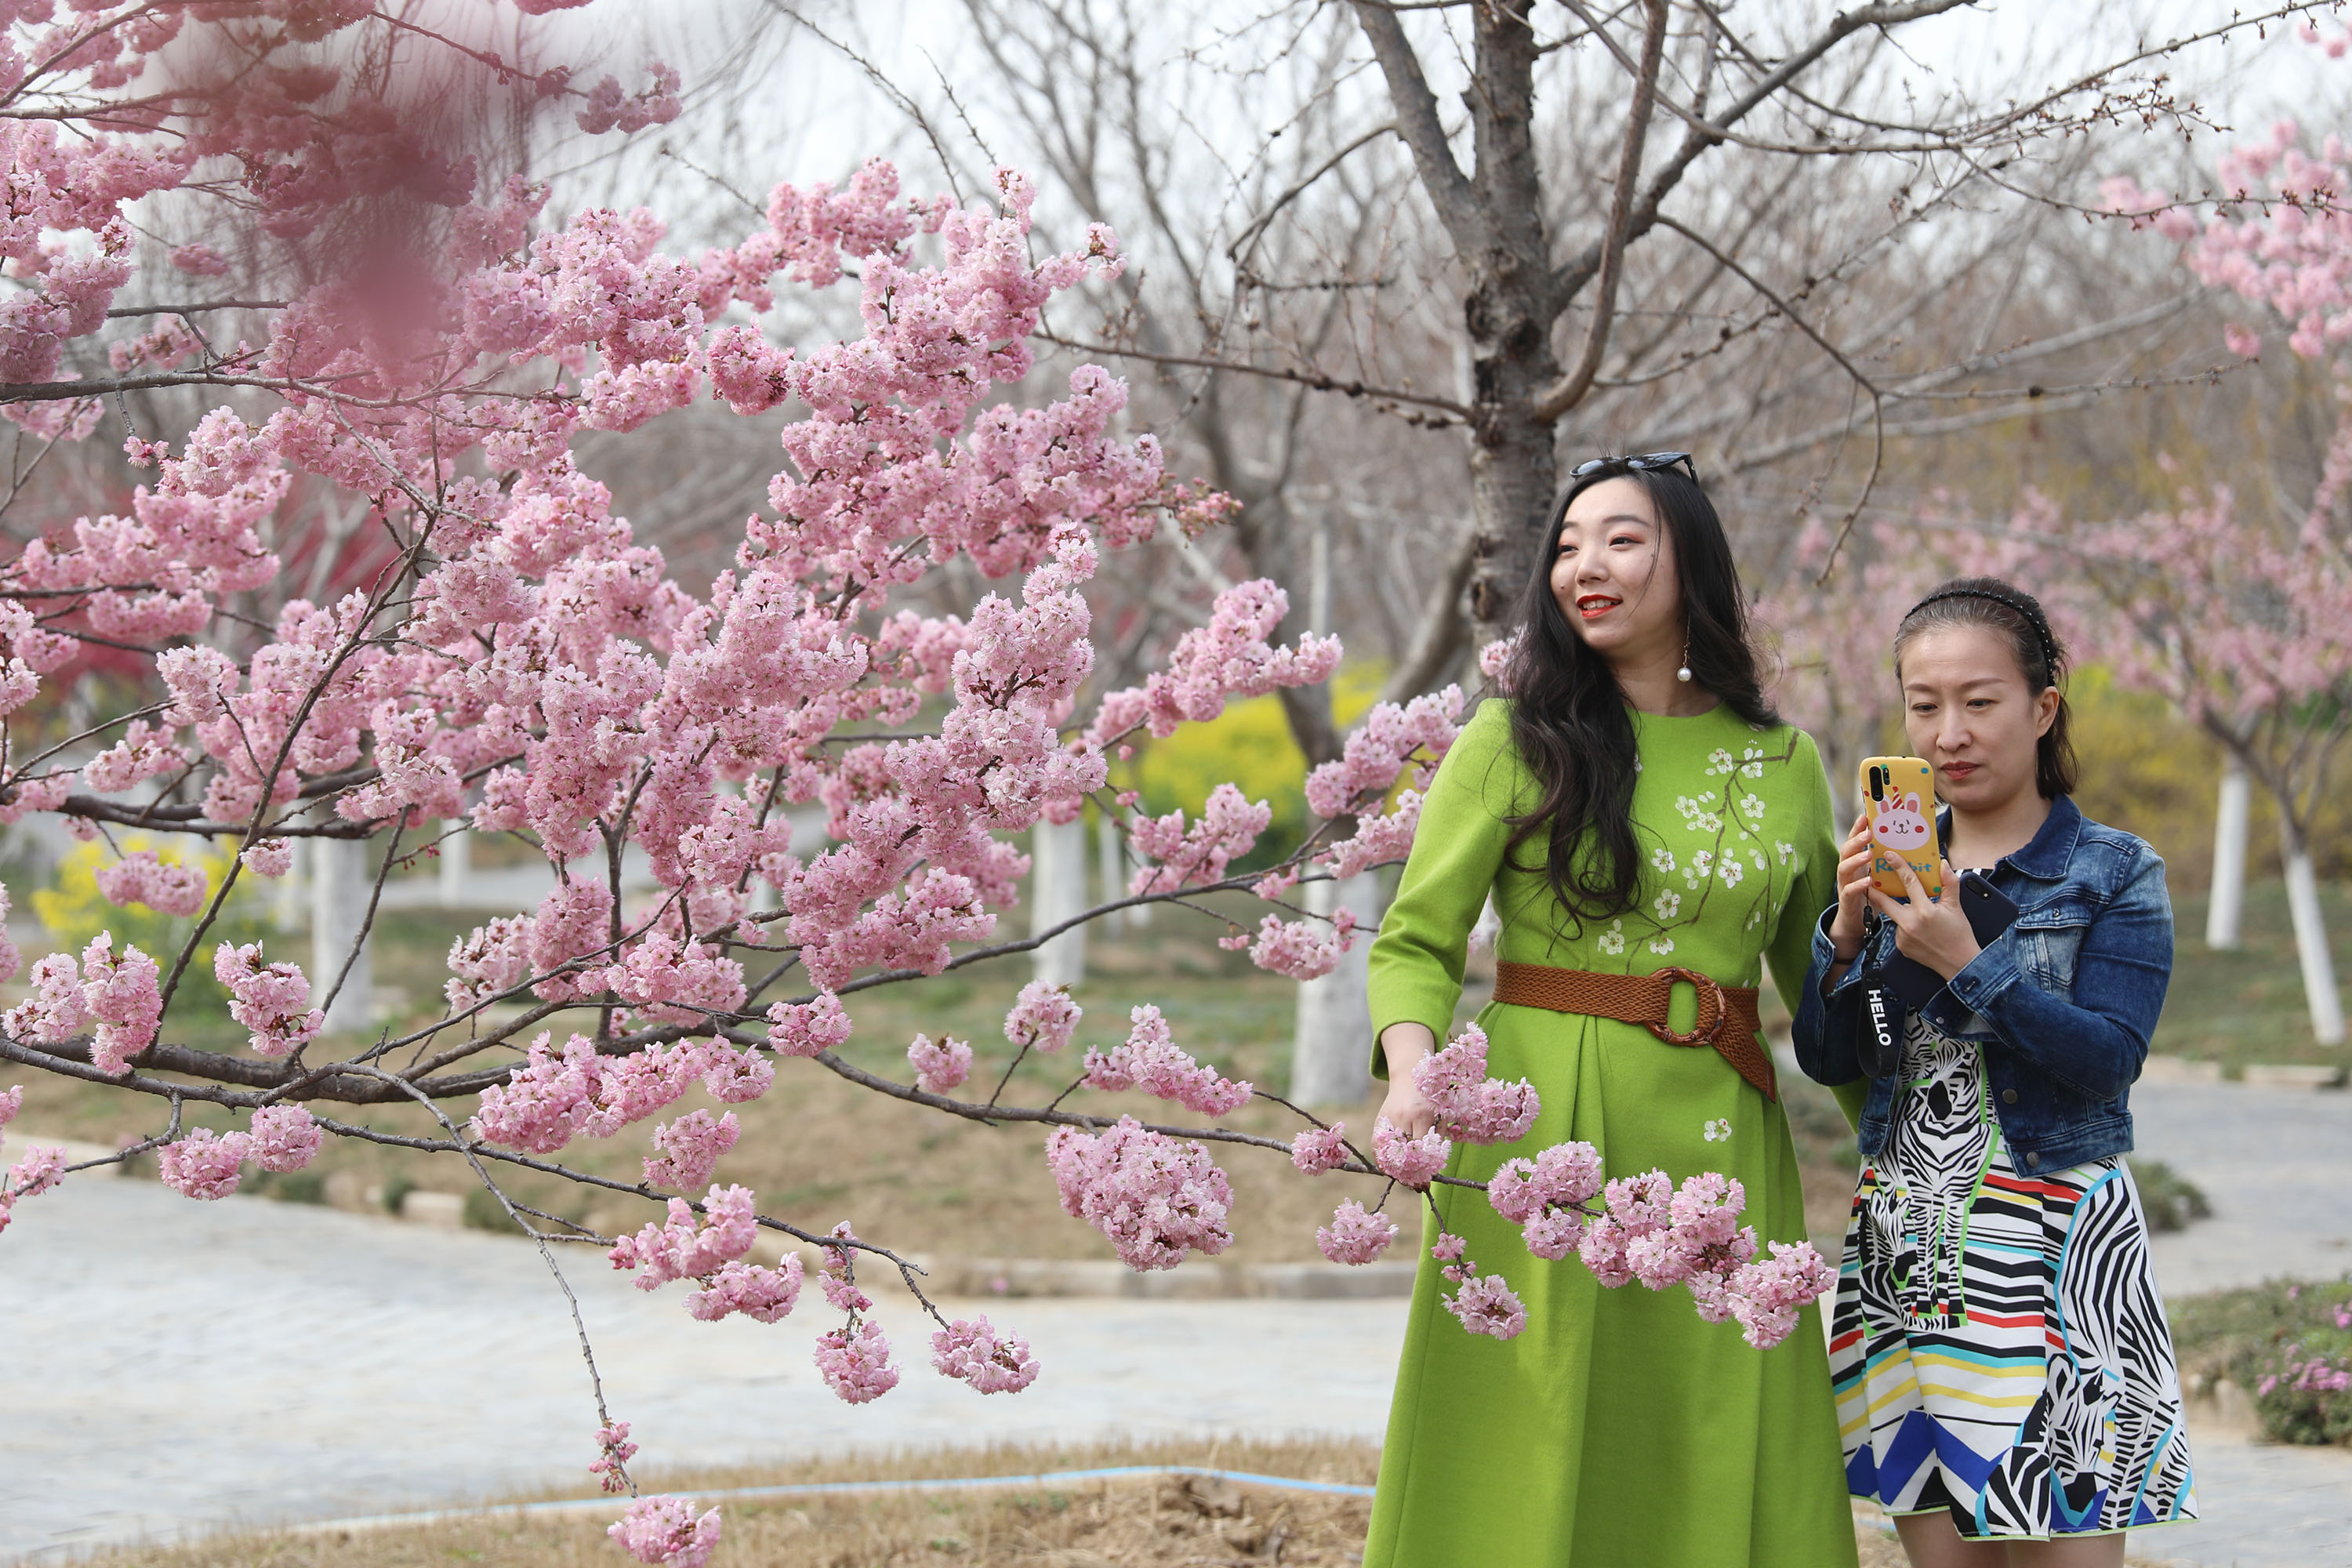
[1904,586,2061,677]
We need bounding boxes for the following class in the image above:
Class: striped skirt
[1828,1024,2197,1538]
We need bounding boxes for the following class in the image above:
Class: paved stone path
[2,1179,1409,1563]
[2133,1072,2352,1297]
[5,1076,2347,1565]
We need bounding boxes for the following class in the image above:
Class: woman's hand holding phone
[1827,809,1876,964]
[1868,855,1983,981]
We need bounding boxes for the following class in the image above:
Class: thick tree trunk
[1289,871,1384,1105]
[2206,756,2249,950]
[2279,814,2346,1047]
[1464,347,1561,652]
[1029,815,1090,987]
[311,833,374,1035]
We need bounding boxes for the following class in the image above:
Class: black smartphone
[1880,869,2019,1012]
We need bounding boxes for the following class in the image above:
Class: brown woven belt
[1491,961,1777,1102]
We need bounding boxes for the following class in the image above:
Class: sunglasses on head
[1570,451,1697,484]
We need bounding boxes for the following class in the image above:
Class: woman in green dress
[1364,453,1857,1566]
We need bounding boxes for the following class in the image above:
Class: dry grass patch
[67,1436,2132,1568]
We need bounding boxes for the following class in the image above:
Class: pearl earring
[1675,639,1693,684]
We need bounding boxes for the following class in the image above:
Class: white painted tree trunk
[2207,756,2249,949]
[272,835,306,933]
[437,824,470,908]
[1030,815,1089,989]
[1102,805,1148,929]
[311,833,375,1034]
[1289,872,1383,1106]
[2281,835,2346,1047]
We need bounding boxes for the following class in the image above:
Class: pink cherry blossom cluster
[1486,1140,1607,1259]
[1044,1115,1235,1270]
[589,1420,638,1494]
[1085,580,1341,745]
[1126,782,1274,895]
[813,1319,901,1405]
[1079,1005,1252,1115]
[1302,686,1463,819]
[765,993,854,1059]
[1428,1232,1529,1341]
[810,1225,904,1403]
[1222,908,1356,980]
[1413,1025,1540,1145]
[907,1033,975,1095]
[470,1034,771,1155]
[684,1255,804,1325]
[93,851,209,918]
[0,1142,67,1235]
[607,1185,760,1290]
[4,935,164,1076]
[643,1109,739,1190]
[1004,982,1082,1053]
[212,943,325,1058]
[0,1089,63,1235]
[930,1316,1042,1394]
[156,1105,322,1200]
[1726,1240,1836,1351]
[1567,1168,1828,1348]
[1316,1198,1399,1265]
[1289,1123,1351,1174]
[609,1495,721,1568]
[1372,1117,1452,1189]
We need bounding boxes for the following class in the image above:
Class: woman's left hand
[1866,856,1982,981]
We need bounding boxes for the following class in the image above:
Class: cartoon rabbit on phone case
[1871,791,1936,895]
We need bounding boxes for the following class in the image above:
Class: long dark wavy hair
[1499,463,1777,931]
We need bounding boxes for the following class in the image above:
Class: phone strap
[1856,970,1907,1079]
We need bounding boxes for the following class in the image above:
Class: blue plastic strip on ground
[292,1465,1377,1534]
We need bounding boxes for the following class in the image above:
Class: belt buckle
[1647,965,1726,1047]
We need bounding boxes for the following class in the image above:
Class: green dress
[1364,698,1857,1567]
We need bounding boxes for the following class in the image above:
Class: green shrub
[245,1168,328,1204]
[2128,1158,2212,1233]
[380,1174,416,1215]
[463,1185,521,1233]
[2169,1276,2352,1446]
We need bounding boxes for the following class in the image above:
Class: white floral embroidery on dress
[1597,919,1627,956]
[1653,889,1682,920]
[1707,748,1737,776]
[1739,745,1766,779]
[1774,840,1797,865]
[1739,795,1768,821]
[1651,846,1677,873]
[1719,858,1744,889]
[1648,935,1676,955]
[1684,849,1714,887]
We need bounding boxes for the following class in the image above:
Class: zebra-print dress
[1828,1018,2198,1538]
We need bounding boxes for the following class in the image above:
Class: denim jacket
[1791,795,2172,1172]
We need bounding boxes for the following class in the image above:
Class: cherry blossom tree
[2091,53,2352,1047]
[0,5,1826,1558]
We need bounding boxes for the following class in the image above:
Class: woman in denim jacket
[1791,579,2196,1567]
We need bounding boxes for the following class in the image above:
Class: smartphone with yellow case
[1860,756,1942,902]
